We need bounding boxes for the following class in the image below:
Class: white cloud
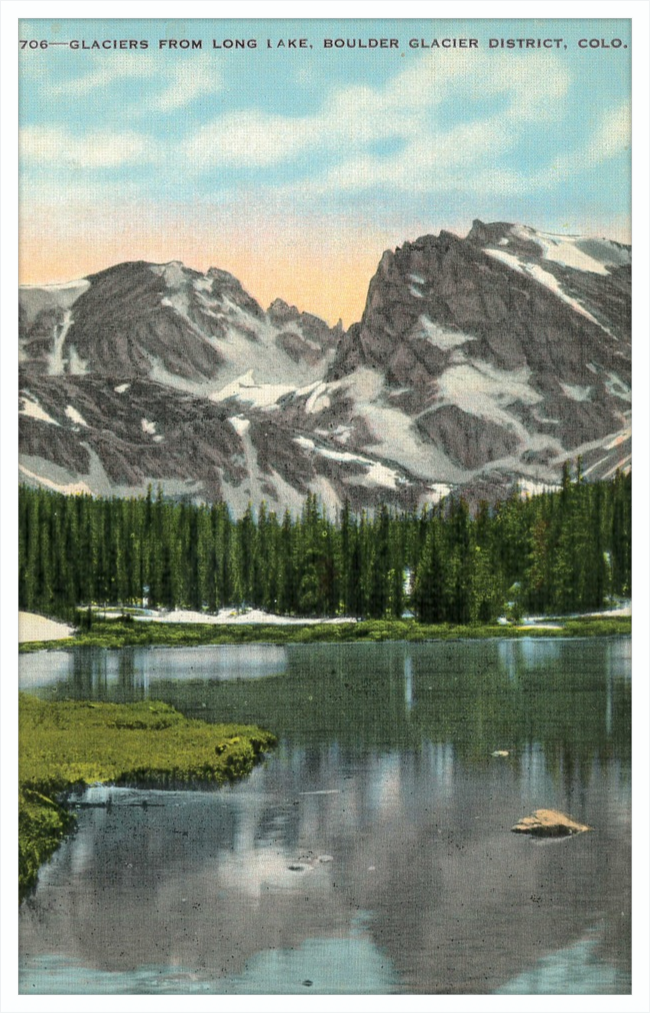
[184,108,324,166]
[182,51,570,183]
[49,54,158,96]
[152,56,224,111]
[20,125,155,168]
[540,101,631,184]
[47,53,222,113]
[20,48,619,207]
[589,101,631,162]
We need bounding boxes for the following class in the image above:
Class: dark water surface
[19,637,631,994]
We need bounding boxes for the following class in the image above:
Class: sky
[18,17,631,325]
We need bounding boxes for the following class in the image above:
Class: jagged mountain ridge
[19,260,343,388]
[19,222,631,513]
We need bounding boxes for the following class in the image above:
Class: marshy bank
[18,613,631,654]
[18,695,276,900]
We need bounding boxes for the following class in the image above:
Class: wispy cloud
[49,54,158,96]
[151,56,224,112]
[47,52,223,113]
[181,50,572,197]
[19,46,628,210]
[589,101,631,162]
[20,125,156,169]
[544,100,631,183]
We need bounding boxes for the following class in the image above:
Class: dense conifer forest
[19,465,631,624]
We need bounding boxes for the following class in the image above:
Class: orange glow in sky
[19,200,631,329]
[19,201,407,327]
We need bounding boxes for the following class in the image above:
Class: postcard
[5,4,646,1005]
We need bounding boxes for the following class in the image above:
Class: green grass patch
[18,694,276,901]
[19,614,630,653]
[561,615,631,637]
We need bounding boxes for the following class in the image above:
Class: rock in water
[511,809,591,836]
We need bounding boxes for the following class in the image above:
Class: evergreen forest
[19,465,631,624]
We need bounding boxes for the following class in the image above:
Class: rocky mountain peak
[19,223,631,514]
[267,297,303,325]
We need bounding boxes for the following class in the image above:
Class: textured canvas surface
[13,9,638,1003]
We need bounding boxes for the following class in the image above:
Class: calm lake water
[20,637,631,995]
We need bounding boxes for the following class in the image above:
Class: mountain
[19,222,631,513]
[19,260,342,387]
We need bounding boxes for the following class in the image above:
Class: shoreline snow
[18,600,629,643]
[139,608,358,626]
[19,612,74,643]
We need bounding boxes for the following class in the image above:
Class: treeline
[19,465,631,623]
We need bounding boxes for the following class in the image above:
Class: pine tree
[412,518,447,623]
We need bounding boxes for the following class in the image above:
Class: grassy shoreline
[19,614,631,653]
[19,695,276,901]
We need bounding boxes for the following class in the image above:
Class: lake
[19,637,631,995]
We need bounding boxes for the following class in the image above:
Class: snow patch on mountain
[518,477,558,497]
[603,426,631,451]
[21,279,89,293]
[20,397,60,426]
[67,347,89,375]
[304,382,331,414]
[436,360,542,429]
[426,483,454,503]
[418,315,472,350]
[484,248,605,330]
[581,457,607,479]
[141,418,157,435]
[601,454,631,479]
[359,462,401,490]
[309,476,341,515]
[65,405,88,427]
[293,436,402,490]
[510,225,618,275]
[151,261,186,287]
[212,371,297,408]
[19,278,90,325]
[315,425,353,444]
[560,383,592,402]
[50,310,74,376]
[340,382,467,483]
[19,461,92,496]
[223,419,304,516]
[604,373,631,402]
[228,416,250,436]
[161,292,190,316]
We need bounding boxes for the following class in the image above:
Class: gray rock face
[19,222,631,513]
[327,220,630,496]
[19,261,341,387]
[417,406,520,471]
[331,222,630,410]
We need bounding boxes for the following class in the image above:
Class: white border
[2,3,648,1012]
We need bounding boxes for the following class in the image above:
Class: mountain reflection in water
[20,638,631,994]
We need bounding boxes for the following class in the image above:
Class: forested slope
[19,465,631,624]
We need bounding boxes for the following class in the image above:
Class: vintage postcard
[6,3,646,1003]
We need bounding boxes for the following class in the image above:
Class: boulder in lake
[512,809,591,836]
